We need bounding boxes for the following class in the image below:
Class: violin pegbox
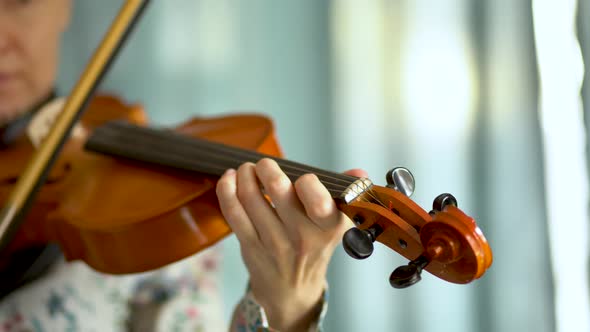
[339,168,492,288]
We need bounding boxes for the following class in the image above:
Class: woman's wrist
[258,289,324,332]
[231,282,329,332]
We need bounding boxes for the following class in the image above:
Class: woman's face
[0,0,71,124]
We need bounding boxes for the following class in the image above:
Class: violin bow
[0,0,150,251]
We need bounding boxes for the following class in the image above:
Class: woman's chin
[0,98,29,126]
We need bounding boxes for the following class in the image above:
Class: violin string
[88,122,388,208]
[93,122,359,187]
[88,129,389,210]
[88,134,350,198]
[88,126,355,193]
[113,122,389,209]
[113,121,390,209]
[110,121,359,185]
[173,132,388,207]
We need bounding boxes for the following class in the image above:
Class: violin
[0,94,492,288]
[0,0,492,289]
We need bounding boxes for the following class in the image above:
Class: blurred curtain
[57,1,589,331]
[327,0,587,331]
[533,0,589,331]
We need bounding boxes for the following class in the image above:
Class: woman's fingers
[235,162,290,252]
[217,159,368,256]
[293,173,342,231]
[343,168,368,178]
[215,168,259,246]
[255,159,316,247]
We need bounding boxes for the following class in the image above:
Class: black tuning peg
[432,193,458,212]
[385,167,415,197]
[389,255,430,289]
[342,224,383,260]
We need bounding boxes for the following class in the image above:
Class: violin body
[0,96,283,274]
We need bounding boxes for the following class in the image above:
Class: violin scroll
[339,169,492,289]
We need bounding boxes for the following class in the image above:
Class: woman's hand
[216,158,367,332]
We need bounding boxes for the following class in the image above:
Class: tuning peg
[389,255,430,288]
[432,193,458,212]
[342,224,383,259]
[385,167,415,197]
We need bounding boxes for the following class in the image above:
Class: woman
[0,0,367,331]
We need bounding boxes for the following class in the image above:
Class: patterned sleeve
[229,285,329,332]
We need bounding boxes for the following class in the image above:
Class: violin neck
[84,121,361,200]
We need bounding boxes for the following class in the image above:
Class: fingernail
[224,168,236,176]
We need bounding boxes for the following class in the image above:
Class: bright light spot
[401,23,477,140]
[533,0,590,331]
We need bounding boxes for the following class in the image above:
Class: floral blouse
[0,245,327,332]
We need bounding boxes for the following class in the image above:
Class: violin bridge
[341,178,374,204]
